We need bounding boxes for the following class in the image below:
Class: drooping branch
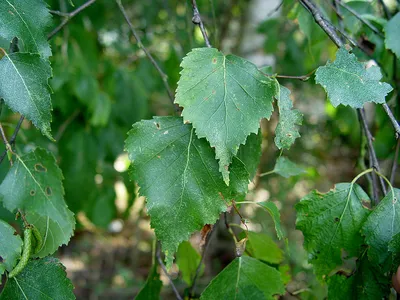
[115,0,176,109]
[47,0,97,40]
[191,0,212,48]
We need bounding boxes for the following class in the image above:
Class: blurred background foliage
[0,0,399,298]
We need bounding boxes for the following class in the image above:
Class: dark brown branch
[390,139,400,185]
[156,245,183,300]
[47,0,96,40]
[115,0,176,109]
[191,0,212,47]
[338,2,384,38]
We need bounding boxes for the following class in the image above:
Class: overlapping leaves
[175,48,277,184]
[0,220,22,275]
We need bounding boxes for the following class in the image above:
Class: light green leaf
[385,12,400,58]
[273,156,305,178]
[176,241,203,285]
[236,131,262,179]
[244,231,283,264]
[0,0,52,59]
[327,256,390,300]
[0,257,75,300]
[257,202,284,240]
[200,256,285,300]
[362,188,400,268]
[0,148,75,257]
[295,183,371,279]
[315,48,393,108]
[0,53,53,139]
[0,220,22,274]
[89,91,112,127]
[274,85,302,149]
[125,116,247,268]
[136,262,162,300]
[175,48,277,184]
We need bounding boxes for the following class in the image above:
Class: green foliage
[175,48,277,184]
[136,263,162,300]
[0,53,53,139]
[0,148,75,257]
[273,156,305,178]
[296,183,371,279]
[274,85,303,149]
[176,241,204,285]
[200,256,285,299]
[315,48,393,108]
[384,12,400,58]
[256,201,284,240]
[0,0,52,58]
[0,257,75,300]
[0,220,22,275]
[244,231,283,264]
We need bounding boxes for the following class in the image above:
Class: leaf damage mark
[34,163,47,172]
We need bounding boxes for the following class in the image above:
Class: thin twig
[390,139,400,185]
[267,0,284,17]
[55,109,80,141]
[338,2,384,38]
[0,116,24,165]
[0,123,13,166]
[377,0,391,19]
[115,0,176,108]
[191,0,212,48]
[47,0,96,40]
[189,225,216,298]
[156,245,183,300]
[382,103,400,138]
[359,109,387,195]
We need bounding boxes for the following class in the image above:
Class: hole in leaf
[155,123,160,129]
[30,190,36,196]
[45,187,52,196]
[334,217,340,222]
[34,164,47,172]
[212,58,217,64]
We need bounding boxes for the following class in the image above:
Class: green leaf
[385,12,400,58]
[295,183,371,279]
[256,202,284,240]
[244,231,283,264]
[236,131,262,179]
[175,48,277,184]
[125,116,246,268]
[176,241,203,285]
[200,256,285,300]
[0,220,22,274]
[389,232,400,270]
[274,85,302,149]
[0,148,75,257]
[0,53,53,139]
[89,91,112,127]
[0,257,75,300]
[136,262,162,300]
[327,256,390,300]
[273,156,305,178]
[315,48,392,108]
[0,0,52,59]
[362,188,400,268]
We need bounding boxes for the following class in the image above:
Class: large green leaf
[135,262,162,300]
[362,188,400,269]
[385,12,400,59]
[0,148,75,257]
[327,256,390,300]
[0,53,53,139]
[0,220,22,275]
[274,85,302,149]
[176,241,204,285]
[315,48,392,108]
[175,48,277,184]
[0,0,52,59]
[389,232,400,271]
[125,116,247,268]
[295,183,371,279]
[200,256,285,300]
[0,257,75,300]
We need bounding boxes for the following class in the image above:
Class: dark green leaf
[385,12,400,58]
[273,156,305,178]
[236,131,262,179]
[135,262,162,300]
[0,257,75,300]
[362,188,400,268]
[0,0,52,58]
[295,183,371,279]
[200,256,285,300]
[125,116,246,268]
[0,53,53,139]
[175,48,277,184]
[274,85,302,149]
[0,148,75,257]
[315,48,392,108]
[389,232,400,270]
[176,241,203,285]
[0,220,22,274]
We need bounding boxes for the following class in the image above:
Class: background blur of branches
[0,0,398,298]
